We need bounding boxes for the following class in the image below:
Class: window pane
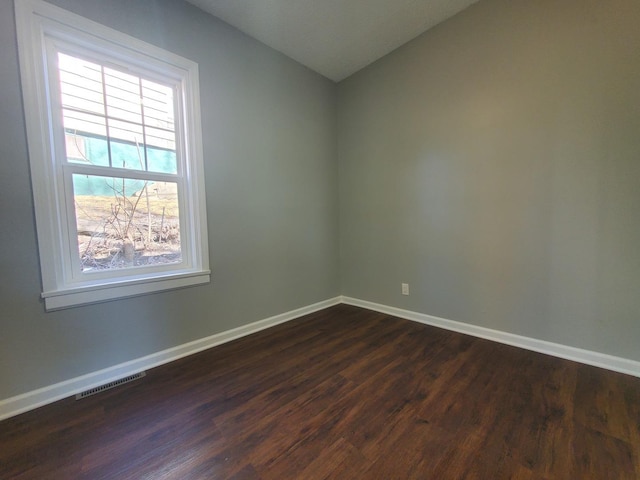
[63,109,107,138]
[60,83,104,115]
[107,119,146,170]
[147,147,178,175]
[144,125,175,150]
[73,174,181,271]
[104,67,142,124]
[64,132,107,167]
[57,52,179,174]
[141,79,174,130]
[58,53,104,116]
[63,113,109,166]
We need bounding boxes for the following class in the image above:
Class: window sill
[41,270,211,311]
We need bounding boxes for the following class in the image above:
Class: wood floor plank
[1,304,639,479]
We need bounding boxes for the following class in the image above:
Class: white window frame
[15,0,210,310]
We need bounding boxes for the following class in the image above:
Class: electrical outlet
[401,283,409,295]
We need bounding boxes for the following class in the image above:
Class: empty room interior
[1,0,639,478]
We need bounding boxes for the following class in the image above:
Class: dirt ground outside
[73,182,181,270]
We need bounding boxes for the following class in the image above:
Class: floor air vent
[75,371,146,399]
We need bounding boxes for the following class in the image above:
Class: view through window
[59,53,182,271]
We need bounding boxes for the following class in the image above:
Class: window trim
[15,0,210,310]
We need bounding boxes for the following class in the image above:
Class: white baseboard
[0,297,341,421]
[4,295,638,421]
[340,296,640,379]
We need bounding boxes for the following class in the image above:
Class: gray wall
[0,0,339,399]
[338,0,640,361]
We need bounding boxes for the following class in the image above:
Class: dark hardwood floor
[1,304,639,479]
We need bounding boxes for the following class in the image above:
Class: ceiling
[185,0,480,82]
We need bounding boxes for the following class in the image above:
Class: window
[15,0,209,310]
